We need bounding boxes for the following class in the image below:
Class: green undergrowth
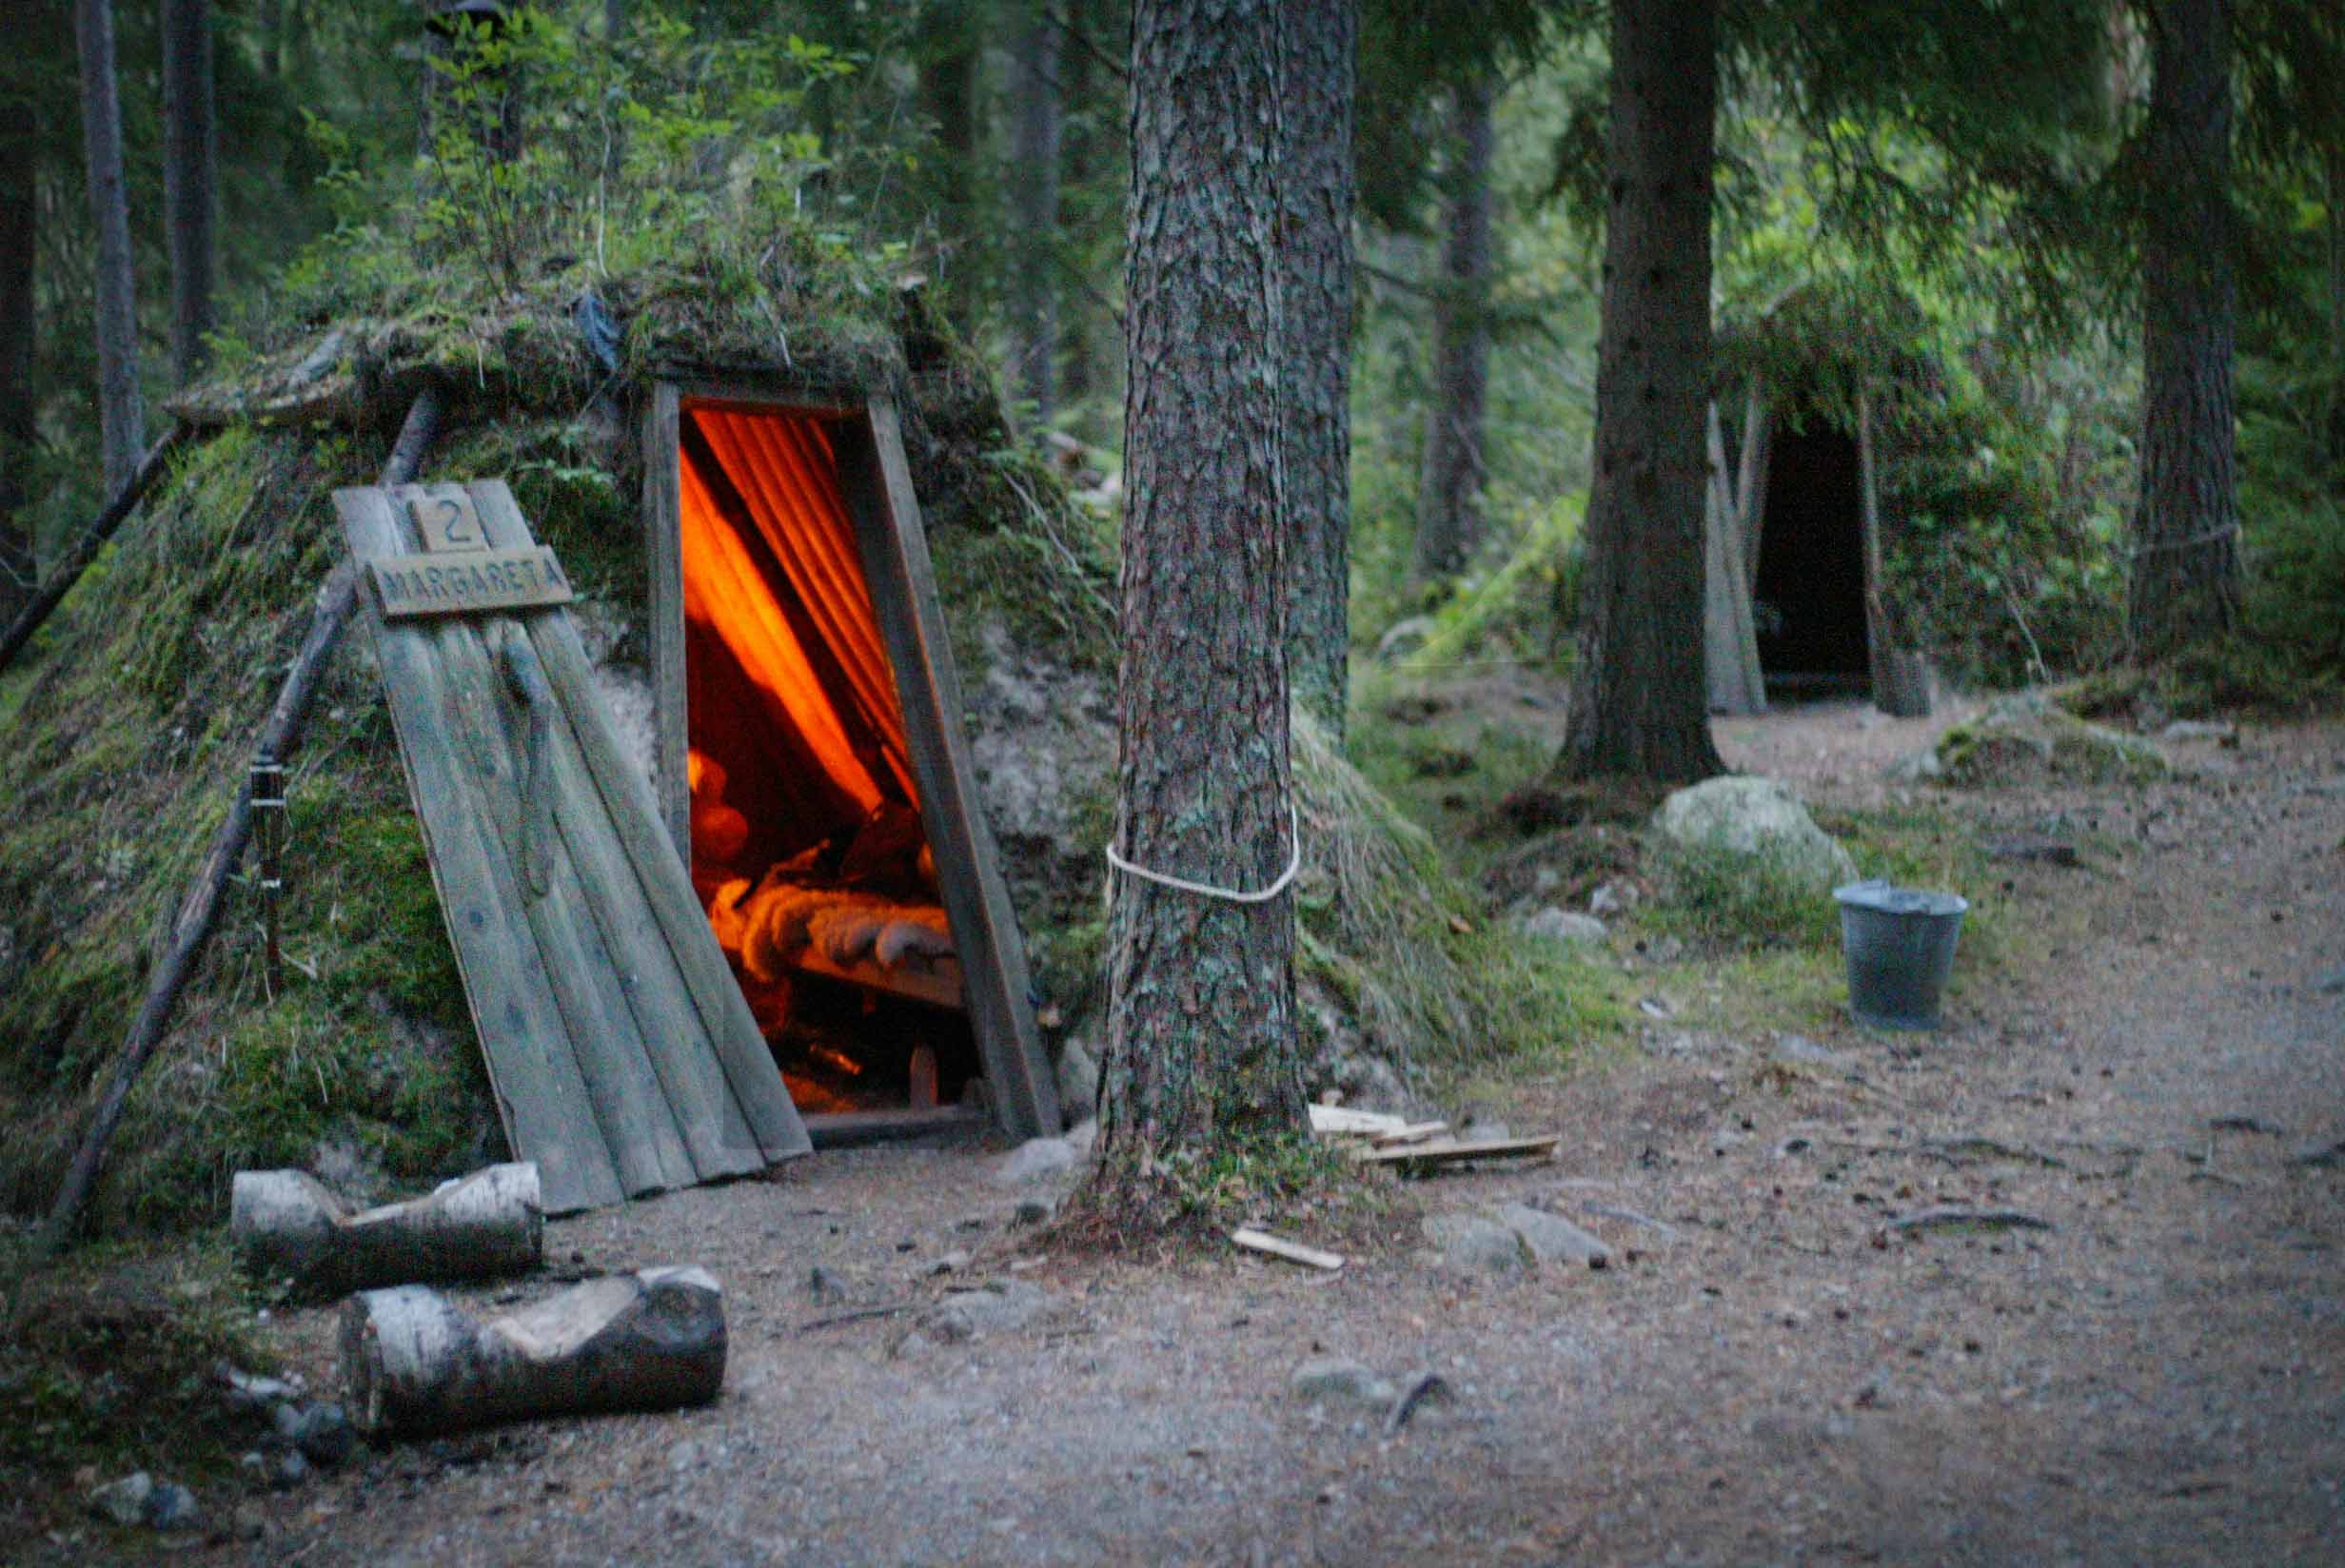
[0,425,491,1237]
[0,1231,271,1534]
[2057,639,2342,726]
[1293,713,1627,1081]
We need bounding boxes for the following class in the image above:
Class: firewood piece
[36,386,445,1262]
[1230,1226,1345,1271]
[341,1266,726,1437]
[1351,1134,1561,1172]
[231,1164,542,1297]
[1307,1105,1410,1137]
[1368,1121,1452,1148]
[1886,1205,2053,1236]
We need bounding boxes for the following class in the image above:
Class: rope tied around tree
[1105,802,1302,905]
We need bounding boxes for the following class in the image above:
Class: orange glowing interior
[679,404,973,1115]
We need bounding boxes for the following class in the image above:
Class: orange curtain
[688,408,917,802]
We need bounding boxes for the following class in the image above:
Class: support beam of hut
[0,423,187,675]
[36,385,446,1260]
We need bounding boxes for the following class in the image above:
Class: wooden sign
[404,489,490,553]
[370,546,575,619]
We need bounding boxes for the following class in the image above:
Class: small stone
[925,1281,1053,1342]
[1011,1197,1055,1227]
[1423,1212,1528,1277]
[276,1401,356,1467]
[1589,882,1629,916]
[2310,968,2345,996]
[89,1472,154,1526]
[1493,1202,1611,1268]
[230,1502,267,1542]
[268,1450,310,1491]
[215,1362,297,1418]
[1288,1357,1397,1407]
[145,1481,201,1532]
[928,1250,971,1277]
[1772,1033,1849,1068]
[1518,907,1608,946]
[989,1136,1077,1186]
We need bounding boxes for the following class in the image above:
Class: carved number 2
[409,496,474,548]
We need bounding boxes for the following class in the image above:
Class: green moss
[1645,838,1844,951]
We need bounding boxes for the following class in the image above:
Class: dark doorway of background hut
[1752,422,1871,699]
[676,404,979,1118]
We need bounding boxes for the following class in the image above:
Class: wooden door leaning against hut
[640,388,1059,1148]
[336,480,813,1215]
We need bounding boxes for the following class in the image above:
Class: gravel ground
[28,704,2344,1567]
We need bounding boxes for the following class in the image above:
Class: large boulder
[1933,695,2171,788]
[1650,776,1856,892]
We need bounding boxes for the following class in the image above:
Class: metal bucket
[1834,879,1968,1030]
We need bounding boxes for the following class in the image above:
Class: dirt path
[49,706,2345,1567]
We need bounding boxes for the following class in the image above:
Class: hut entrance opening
[675,402,979,1121]
[1752,420,1871,700]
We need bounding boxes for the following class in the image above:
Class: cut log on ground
[342,1266,726,1437]
[36,384,445,1261]
[1231,1226,1345,1271]
[232,1164,542,1297]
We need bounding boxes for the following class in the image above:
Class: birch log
[231,1163,542,1296]
[341,1267,726,1436]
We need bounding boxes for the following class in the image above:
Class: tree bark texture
[74,0,147,495]
[1278,0,1357,737]
[1099,0,1303,1186]
[1411,76,1494,586]
[0,78,36,622]
[341,1267,724,1436]
[2128,0,2239,657]
[232,1164,543,1300]
[1556,0,1723,785]
[162,0,217,384]
[1006,11,1062,421]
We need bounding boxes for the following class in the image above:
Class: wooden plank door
[337,481,808,1214]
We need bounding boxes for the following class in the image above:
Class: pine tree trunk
[2128,0,2239,658]
[1278,0,1356,737]
[1005,12,1061,421]
[1095,0,1302,1201]
[1555,0,1722,785]
[1411,76,1495,586]
[0,77,35,622]
[162,0,218,385]
[75,0,146,495]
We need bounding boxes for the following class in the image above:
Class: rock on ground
[990,1136,1076,1186]
[1934,694,2171,788]
[1289,1357,1398,1407]
[1517,907,1608,946]
[1651,776,1857,891]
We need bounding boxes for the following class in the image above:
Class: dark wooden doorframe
[640,383,1061,1143]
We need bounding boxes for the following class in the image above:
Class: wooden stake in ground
[37,385,445,1259]
[0,423,186,675]
[231,1163,542,1298]
[341,1266,726,1437]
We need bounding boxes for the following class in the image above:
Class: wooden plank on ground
[1231,1227,1346,1271]
[334,488,623,1215]
[1351,1135,1561,1172]
[1369,1121,1453,1148]
[1308,1105,1411,1137]
[468,482,811,1164]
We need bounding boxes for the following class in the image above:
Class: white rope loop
[1105,802,1302,905]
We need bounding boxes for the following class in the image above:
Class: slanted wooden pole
[232,1162,542,1298]
[0,423,187,675]
[341,1266,726,1436]
[36,386,445,1259]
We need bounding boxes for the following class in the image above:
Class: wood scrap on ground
[1886,1205,2054,1237]
[1231,1226,1345,1271]
[1352,1135,1562,1172]
[231,1163,542,1298]
[341,1265,724,1437]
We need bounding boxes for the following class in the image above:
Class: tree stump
[231,1163,542,1297]
[340,1266,726,1437]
